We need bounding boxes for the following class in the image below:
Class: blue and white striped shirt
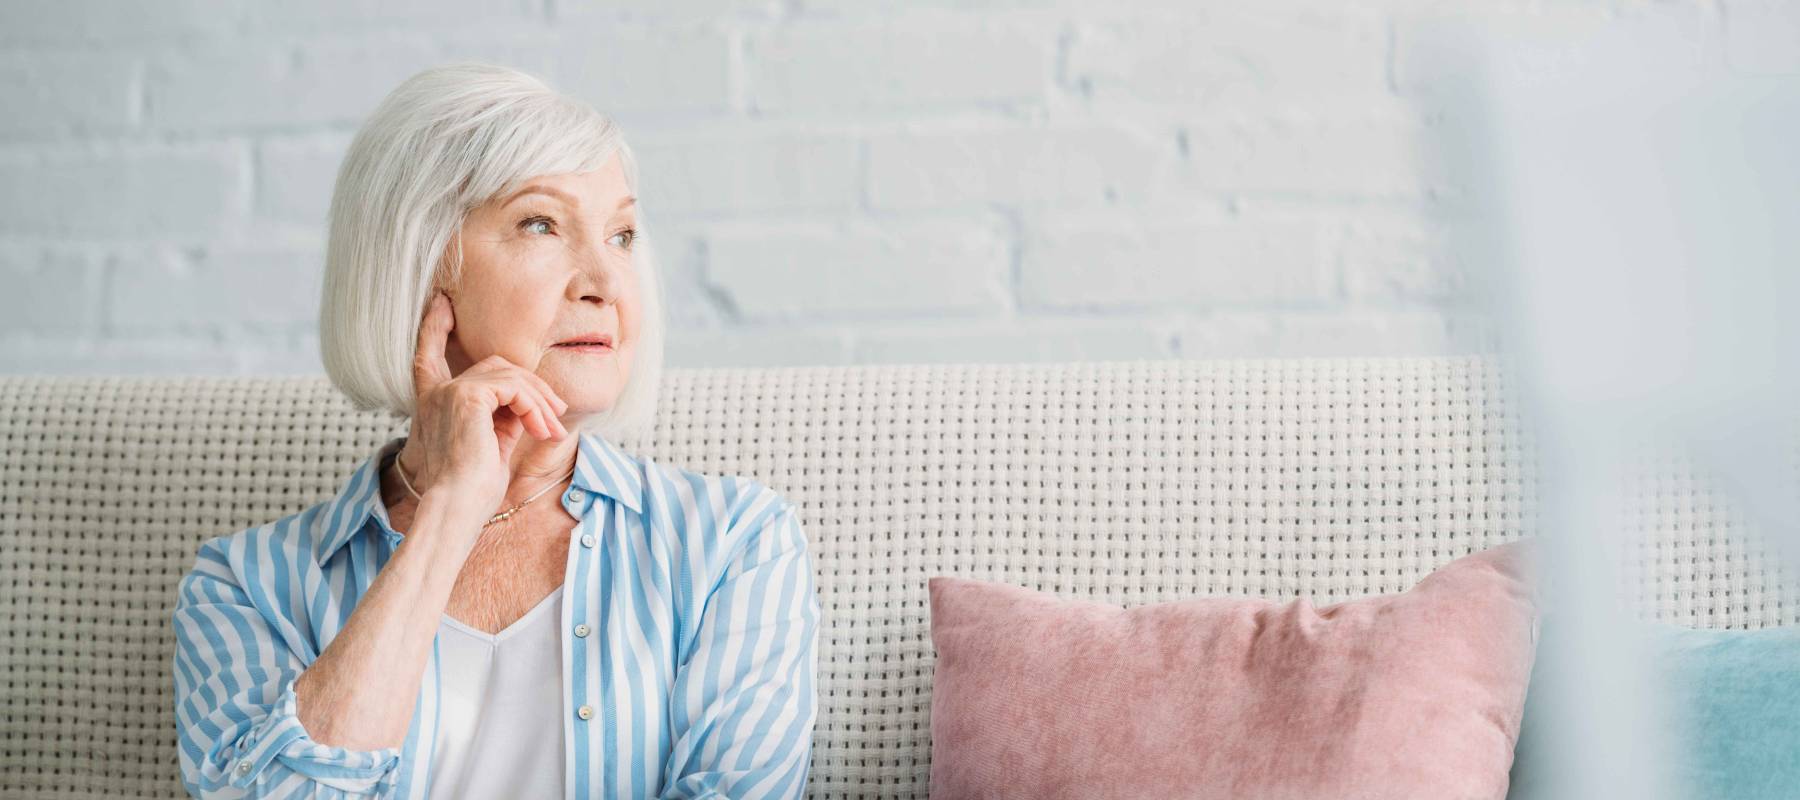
[171,431,820,799]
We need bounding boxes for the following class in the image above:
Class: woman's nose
[567,239,620,300]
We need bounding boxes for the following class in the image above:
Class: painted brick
[1067,9,1388,105]
[0,336,236,374]
[867,125,1167,210]
[108,240,323,334]
[248,0,539,32]
[553,28,734,115]
[1172,107,1433,198]
[0,1,1664,376]
[1178,310,1501,358]
[1724,0,1800,75]
[747,20,1052,111]
[232,332,326,374]
[0,0,248,43]
[0,145,243,240]
[554,0,785,23]
[0,247,103,336]
[665,326,854,367]
[1021,213,1328,310]
[145,39,440,132]
[633,130,860,214]
[854,317,1180,365]
[0,53,138,138]
[1334,213,1495,303]
[256,134,350,228]
[701,219,1011,320]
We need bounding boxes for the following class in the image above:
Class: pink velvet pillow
[927,541,1540,800]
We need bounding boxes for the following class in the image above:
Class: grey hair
[319,61,663,444]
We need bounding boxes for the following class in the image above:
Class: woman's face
[439,152,639,423]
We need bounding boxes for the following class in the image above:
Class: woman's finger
[412,292,455,400]
[517,366,569,417]
[496,414,523,458]
[476,355,568,417]
[521,376,569,439]
[509,365,570,423]
[477,359,568,436]
[489,378,558,441]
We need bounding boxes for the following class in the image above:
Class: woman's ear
[434,286,475,378]
[442,330,473,377]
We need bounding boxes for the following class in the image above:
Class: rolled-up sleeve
[661,503,822,799]
[172,537,401,798]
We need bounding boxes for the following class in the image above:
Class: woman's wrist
[407,487,490,556]
[388,445,495,535]
[392,448,427,499]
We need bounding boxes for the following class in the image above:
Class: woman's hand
[395,290,570,523]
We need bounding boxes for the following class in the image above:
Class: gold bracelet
[392,451,426,501]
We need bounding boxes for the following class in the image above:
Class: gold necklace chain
[391,452,576,528]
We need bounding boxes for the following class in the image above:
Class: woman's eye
[521,216,554,236]
[609,228,636,250]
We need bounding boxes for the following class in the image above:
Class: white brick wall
[0,0,1759,375]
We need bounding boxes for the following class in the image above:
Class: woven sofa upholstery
[3,356,1795,798]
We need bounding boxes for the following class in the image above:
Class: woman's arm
[171,489,488,798]
[659,502,823,800]
[291,490,484,750]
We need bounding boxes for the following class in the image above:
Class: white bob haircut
[319,61,664,445]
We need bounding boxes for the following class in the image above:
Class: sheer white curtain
[1421,14,1800,798]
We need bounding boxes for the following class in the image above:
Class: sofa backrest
[2,356,1794,797]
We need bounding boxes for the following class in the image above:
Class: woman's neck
[376,436,579,536]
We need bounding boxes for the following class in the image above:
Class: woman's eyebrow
[503,185,637,212]
[503,184,575,207]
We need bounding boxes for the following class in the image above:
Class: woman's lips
[552,342,613,354]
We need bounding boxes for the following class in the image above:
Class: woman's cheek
[619,275,642,342]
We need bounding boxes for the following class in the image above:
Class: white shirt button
[580,534,596,548]
[574,623,590,638]
[577,705,593,720]
[566,488,585,503]
[236,760,252,774]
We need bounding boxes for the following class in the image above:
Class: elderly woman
[170,62,820,799]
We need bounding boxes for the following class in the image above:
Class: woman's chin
[557,395,623,423]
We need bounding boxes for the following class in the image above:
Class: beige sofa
[3,356,1792,798]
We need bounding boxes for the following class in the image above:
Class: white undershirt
[428,585,566,799]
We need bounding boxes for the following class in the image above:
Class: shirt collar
[311,430,646,565]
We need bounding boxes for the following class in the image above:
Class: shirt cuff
[225,676,403,795]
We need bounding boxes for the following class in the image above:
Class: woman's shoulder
[628,451,801,555]
[640,456,796,531]
[184,497,346,583]
[189,434,410,573]
[639,460,814,615]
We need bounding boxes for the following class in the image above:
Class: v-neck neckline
[440,585,565,645]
